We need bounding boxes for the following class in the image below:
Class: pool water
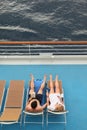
[0,64,87,130]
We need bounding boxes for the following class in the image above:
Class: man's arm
[42,103,47,109]
[25,103,30,111]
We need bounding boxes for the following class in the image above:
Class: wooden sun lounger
[0,80,6,111]
[0,80,24,124]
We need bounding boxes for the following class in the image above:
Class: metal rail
[0,41,87,55]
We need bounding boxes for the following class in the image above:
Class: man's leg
[55,75,60,93]
[38,75,46,94]
[29,74,35,94]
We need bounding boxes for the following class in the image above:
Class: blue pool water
[0,64,87,130]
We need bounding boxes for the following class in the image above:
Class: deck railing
[0,41,87,55]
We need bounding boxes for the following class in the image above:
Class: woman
[47,75,64,111]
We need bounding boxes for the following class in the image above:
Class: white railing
[0,42,87,55]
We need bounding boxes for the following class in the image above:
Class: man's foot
[43,74,47,82]
[29,74,34,90]
[30,74,34,81]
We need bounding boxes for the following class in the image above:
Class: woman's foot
[50,74,52,81]
[55,75,58,81]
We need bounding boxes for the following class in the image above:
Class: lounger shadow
[0,80,24,125]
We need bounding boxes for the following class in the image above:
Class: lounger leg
[20,114,22,126]
[64,113,67,130]
[46,110,49,129]
[19,114,22,130]
[24,113,26,129]
[1,124,3,130]
[42,112,44,130]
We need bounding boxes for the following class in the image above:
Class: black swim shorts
[28,94,43,105]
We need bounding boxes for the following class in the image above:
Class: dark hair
[31,101,37,109]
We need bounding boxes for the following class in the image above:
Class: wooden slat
[0,108,21,121]
[0,80,6,106]
[9,80,24,91]
[5,80,24,108]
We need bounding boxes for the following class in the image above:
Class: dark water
[0,0,87,41]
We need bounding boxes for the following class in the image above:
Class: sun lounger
[0,80,6,111]
[23,79,46,128]
[0,80,24,125]
[46,80,68,127]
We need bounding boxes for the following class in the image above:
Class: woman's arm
[42,103,47,109]
[47,96,50,106]
[46,91,50,106]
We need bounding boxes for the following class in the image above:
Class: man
[26,74,47,112]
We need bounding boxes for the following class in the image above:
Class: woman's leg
[55,75,60,93]
[49,75,54,94]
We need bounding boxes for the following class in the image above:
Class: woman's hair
[56,105,64,112]
[31,101,37,109]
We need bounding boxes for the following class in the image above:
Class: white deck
[0,55,87,64]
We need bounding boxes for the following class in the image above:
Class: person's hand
[46,91,49,97]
